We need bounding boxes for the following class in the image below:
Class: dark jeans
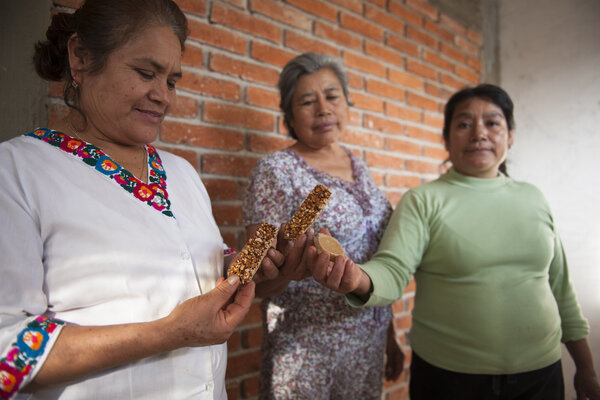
[410,352,564,400]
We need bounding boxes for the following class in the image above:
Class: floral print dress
[243,147,393,400]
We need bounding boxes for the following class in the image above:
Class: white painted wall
[499,0,600,398]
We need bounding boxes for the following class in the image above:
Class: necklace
[67,119,148,182]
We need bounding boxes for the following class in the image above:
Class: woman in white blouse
[0,1,273,399]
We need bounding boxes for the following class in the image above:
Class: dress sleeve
[0,146,65,399]
[547,228,590,342]
[242,155,295,227]
[353,189,428,307]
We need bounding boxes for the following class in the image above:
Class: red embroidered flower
[133,183,155,201]
[59,138,84,152]
[0,363,23,399]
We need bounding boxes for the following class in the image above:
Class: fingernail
[227,274,239,285]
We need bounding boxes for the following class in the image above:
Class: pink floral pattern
[26,129,173,218]
[0,317,64,399]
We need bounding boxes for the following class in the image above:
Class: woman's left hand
[574,368,600,400]
[384,322,405,381]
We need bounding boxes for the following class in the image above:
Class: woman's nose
[149,80,171,105]
[315,97,331,116]
[471,120,487,141]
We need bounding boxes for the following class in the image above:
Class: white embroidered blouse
[0,129,229,399]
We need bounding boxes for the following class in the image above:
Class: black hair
[442,83,515,176]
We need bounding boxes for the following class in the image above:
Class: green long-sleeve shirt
[354,168,589,374]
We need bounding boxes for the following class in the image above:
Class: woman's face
[446,97,514,179]
[289,68,348,149]
[76,25,182,145]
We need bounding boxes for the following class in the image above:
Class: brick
[405,158,439,174]
[178,71,241,101]
[210,53,280,86]
[455,35,479,56]
[181,44,204,68]
[388,68,424,90]
[341,128,384,149]
[348,109,362,126]
[284,31,339,57]
[343,52,386,78]
[187,19,246,54]
[365,40,404,68]
[454,64,479,84]
[424,81,442,98]
[242,302,263,325]
[424,19,454,43]
[467,56,482,73]
[157,146,199,169]
[227,330,242,353]
[225,381,240,400]
[441,72,468,91]
[250,0,311,31]
[405,124,442,143]
[349,91,384,112]
[440,42,467,63]
[385,103,422,123]
[225,351,261,378]
[223,0,245,8]
[386,173,421,188]
[365,113,403,135]
[221,229,242,250]
[384,190,404,206]
[241,375,260,397]
[246,86,280,111]
[202,153,258,177]
[203,178,239,201]
[388,0,422,27]
[386,137,421,156]
[211,2,282,44]
[406,91,438,111]
[365,4,404,35]
[423,49,453,72]
[423,144,448,161]
[248,133,294,153]
[366,78,405,101]
[170,95,199,118]
[369,0,386,7]
[212,203,243,226]
[423,112,444,130]
[286,0,337,22]
[346,71,365,90]
[406,59,438,80]
[365,150,405,169]
[204,101,276,132]
[386,384,410,400]
[340,12,384,41]
[370,169,385,186]
[314,21,362,51]
[386,34,419,58]
[161,121,244,150]
[175,0,207,16]
[244,326,264,348]
[406,25,438,49]
[251,41,297,68]
[329,0,362,13]
[467,28,483,45]
[406,0,438,21]
[48,104,69,129]
[440,13,467,35]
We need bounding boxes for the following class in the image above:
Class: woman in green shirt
[310,84,600,399]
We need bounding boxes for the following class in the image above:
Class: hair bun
[33,12,76,81]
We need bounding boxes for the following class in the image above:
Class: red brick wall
[48,1,483,399]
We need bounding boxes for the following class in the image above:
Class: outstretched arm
[25,276,254,391]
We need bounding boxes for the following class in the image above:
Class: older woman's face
[446,97,514,178]
[289,68,348,149]
[77,25,182,145]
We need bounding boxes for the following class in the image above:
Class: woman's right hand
[310,251,372,301]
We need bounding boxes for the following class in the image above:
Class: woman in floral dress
[243,52,404,400]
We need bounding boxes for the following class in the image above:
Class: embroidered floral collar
[27,128,174,218]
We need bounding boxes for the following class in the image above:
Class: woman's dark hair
[278,52,351,139]
[442,83,515,176]
[33,0,188,116]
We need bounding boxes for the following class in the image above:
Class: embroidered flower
[95,156,121,175]
[133,183,155,202]
[59,138,85,153]
[16,329,48,358]
[0,363,23,399]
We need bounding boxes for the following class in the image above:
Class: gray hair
[278,52,351,139]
